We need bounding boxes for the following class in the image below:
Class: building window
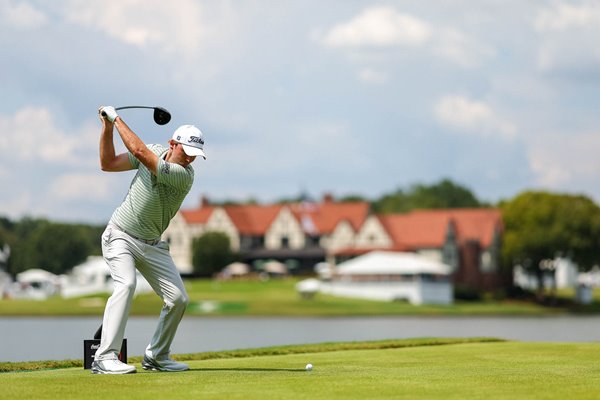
[306,235,320,247]
[281,236,289,248]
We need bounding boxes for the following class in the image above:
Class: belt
[110,223,161,246]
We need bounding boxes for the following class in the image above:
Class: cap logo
[176,135,181,141]
[188,136,204,146]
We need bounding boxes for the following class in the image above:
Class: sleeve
[156,158,194,191]
[127,152,140,169]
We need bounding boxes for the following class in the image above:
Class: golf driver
[101,105,172,125]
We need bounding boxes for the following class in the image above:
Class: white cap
[172,125,206,159]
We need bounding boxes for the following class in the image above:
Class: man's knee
[115,279,137,296]
[174,290,189,308]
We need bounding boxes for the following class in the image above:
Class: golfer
[92,106,206,374]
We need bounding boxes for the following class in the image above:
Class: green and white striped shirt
[110,144,194,240]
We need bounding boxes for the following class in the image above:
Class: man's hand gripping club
[99,106,119,123]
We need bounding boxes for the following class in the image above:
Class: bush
[191,231,237,277]
[453,286,482,302]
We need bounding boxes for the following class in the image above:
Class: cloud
[534,1,600,75]
[534,1,600,31]
[0,0,47,29]
[48,173,113,201]
[321,6,432,48]
[0,106,97,165]
[317,5,494,69]
[434,28,496,68]
[57,0,207,54]
[528,131,600,190]
[434,95,517,139]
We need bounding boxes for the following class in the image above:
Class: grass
[2,338,600,400]
[0,278,578,317]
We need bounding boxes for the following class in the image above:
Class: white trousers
[94,223,189,361]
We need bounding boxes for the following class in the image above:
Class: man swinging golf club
[92,106,206,374]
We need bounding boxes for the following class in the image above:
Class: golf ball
[305,363,313,371]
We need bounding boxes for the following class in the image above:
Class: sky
[1,0,599,224]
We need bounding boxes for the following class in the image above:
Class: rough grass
[2,339,600,400]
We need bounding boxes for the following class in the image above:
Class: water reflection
[1,316,600,362]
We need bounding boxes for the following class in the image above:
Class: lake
[2,316,600,362]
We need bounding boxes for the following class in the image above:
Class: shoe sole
[91,368,136,375]
[142,358,189,372]
[91,362,136,375]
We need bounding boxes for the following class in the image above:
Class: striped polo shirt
[110,144,194,240]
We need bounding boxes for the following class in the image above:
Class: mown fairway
[2,340,600,400]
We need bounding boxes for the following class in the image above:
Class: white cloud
[321,6,432,48]
[528,132,600,188]
[0,0,47,29]
[434,95,517,139]
[434,28,496,68]
[534,1,600,31]
[318,5,494,69]
[0,107,97,165]
[534,1,600,74]
[48,173,113,201]
[58,0,207,54]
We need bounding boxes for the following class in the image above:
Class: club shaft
[115,106,157,111]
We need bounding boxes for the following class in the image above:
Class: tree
[3,218,100,276]
[28,223,93,275]
[6,217,49,275]
[501,191,600,296]
[372,178,482,213]
[192,231,237,277]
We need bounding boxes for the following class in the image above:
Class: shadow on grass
[189,367,305,372]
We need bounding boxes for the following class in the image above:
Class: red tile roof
[291,201,370,234]
[379,208,502,249]
[180,207,215,224]
[223,204,284,235]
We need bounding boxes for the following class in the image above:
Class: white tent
[12,268,60,299]
[335,251,452,276]
[17,268,59,284]
[263,260,288,275]
[320,251,454,305]
[60,256,152,298]
[218,262,251,279]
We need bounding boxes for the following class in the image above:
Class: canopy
[16,268,59,283]
[223,262,250,276]
[335,251,451,276]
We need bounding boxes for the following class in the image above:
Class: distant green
[2,339,600,400]
[0,278,594,316]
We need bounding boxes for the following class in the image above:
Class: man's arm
[99,106,159,174]
[113,117,159,174]
[99,117,132,172]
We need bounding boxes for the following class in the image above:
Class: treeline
[0,217,103,277]
[274,178,486,212]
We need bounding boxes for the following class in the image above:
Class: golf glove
[99,106,119,122]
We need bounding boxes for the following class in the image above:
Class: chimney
[199,195,210,209]
[323,193,334,203]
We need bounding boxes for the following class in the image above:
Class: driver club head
[153,107,172,125]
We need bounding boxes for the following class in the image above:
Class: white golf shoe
[91,359,136,374]
[142,354,189,372]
